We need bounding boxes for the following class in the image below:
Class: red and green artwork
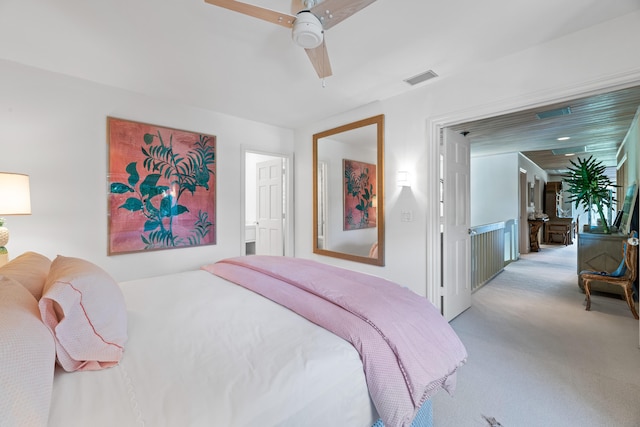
[343,159,376,230]
[108,117,216,254]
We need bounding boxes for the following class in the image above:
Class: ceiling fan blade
[204,0,296,28]
[305,41,332,78]
[291,0,301,14]
[310,0,376,30]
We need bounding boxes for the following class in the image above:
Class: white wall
[294,11,640,298]
[469,152,547,228]
[518,154,549,213]
[0,59,294,282]
[2,10,640,298]
[470,153,519,226]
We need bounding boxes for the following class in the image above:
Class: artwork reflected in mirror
[313,114,384,266]
[343,159,376,230]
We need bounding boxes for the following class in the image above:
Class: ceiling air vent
[535,106,572,119]
[404,70,438,86]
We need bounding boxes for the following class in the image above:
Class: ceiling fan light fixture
[292,12,323,49]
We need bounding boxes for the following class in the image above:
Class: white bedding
[48,270,378,426]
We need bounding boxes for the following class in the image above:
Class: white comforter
[48,270,378,426]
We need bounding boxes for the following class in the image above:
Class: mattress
[48,270,379,426]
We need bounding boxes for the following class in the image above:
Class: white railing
[470,220,516,292]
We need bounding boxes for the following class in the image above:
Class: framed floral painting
[107,117,216,254]
[343,159,377,230]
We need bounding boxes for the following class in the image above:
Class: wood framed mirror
[313,114,384,266]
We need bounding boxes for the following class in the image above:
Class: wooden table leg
[623,284,639,319]
[584,279,592,311]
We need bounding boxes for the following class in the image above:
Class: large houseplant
[562,156,615,233]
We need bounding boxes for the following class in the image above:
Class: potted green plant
[562,156,616,233]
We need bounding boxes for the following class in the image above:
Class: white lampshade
[0,173,31,215]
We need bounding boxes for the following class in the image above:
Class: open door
[256,158,284,256]
[442,128,471,321]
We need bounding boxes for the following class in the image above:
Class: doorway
[431,79,640,315]
[243,150,293,257]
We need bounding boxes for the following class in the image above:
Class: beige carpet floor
[432,242,640,427]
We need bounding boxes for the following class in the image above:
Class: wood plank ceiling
[450,85,640,179]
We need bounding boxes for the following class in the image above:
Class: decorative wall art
[107,117,216,254]
[343,159,377,230]
[619,181,638,234]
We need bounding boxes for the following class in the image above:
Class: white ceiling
[2,0,640,131]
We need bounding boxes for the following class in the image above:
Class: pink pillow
[39,255,128,372]
[0,276,56,426]
[0,251,51,300]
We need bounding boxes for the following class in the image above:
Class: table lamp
[0,172,31,265]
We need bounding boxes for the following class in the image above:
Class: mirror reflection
[313,114,384,266]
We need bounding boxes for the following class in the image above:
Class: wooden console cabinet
[545,219,574,245]
[577,231,626,295]
[528,218,547,252]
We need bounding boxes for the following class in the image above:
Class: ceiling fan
[204,0,377,78]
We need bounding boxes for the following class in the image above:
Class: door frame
[519,168,529,255]
[241,148,294,257]
[426,73,640,313]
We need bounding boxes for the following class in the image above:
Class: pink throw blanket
[202,256,467,427]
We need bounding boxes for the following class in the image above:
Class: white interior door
[442,128,471,321]
[256,158,284,256]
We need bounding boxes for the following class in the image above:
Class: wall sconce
[397,171,411,187]
[0,172,32,265]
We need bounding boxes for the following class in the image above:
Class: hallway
[432,242,640,426]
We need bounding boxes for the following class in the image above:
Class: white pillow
[0,276,56,426]
[39,256,128,372]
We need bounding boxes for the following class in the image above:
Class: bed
[0,253,467,427]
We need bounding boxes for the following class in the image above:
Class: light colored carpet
[432,242,640,427]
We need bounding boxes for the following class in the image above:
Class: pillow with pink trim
[39,255,128,372]
[0,276,56,426]
[0,251,51,300]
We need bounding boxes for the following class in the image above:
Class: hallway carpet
[432,243,640,426]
